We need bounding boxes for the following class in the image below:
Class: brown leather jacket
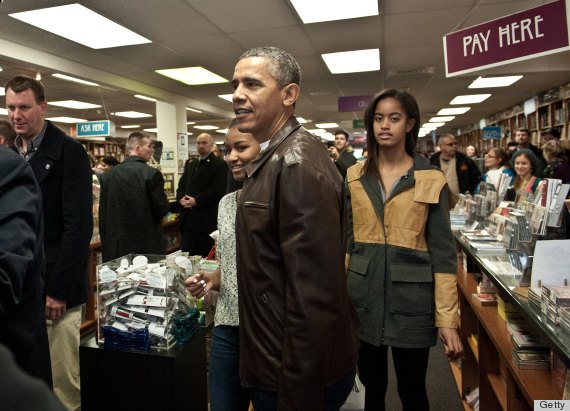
[236,117,359,410]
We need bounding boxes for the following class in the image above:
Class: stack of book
[468,240,506,254]
[511,348,550,370]
[472,293,498,306]
[450,211,467,228]
[527,287,542,312]
[559,307,570,334]
[497,295,520,322]
[542,285,570,325]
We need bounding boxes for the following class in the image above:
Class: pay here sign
[444,0,570,77]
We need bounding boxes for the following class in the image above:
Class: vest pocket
[389,263,433,315]
[347,254,370,309]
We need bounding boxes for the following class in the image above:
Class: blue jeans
[250,368,356,411]
[209,325,250,411]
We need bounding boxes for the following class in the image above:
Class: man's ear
[282,83,300,107]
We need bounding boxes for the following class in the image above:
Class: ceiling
[0,0,569,141]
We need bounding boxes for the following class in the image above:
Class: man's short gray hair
[239,47,301,88]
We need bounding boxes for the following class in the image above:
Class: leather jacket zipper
[262,293,283,326]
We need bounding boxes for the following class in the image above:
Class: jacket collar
[123,155,148,164]
[29,121,64,163]
[244,116,301,178]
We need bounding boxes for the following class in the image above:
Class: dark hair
[362,89,420,177]
[102,156,119,167]
[5,75,46,103]
[239,47,301,88]
[507,141,518,147]
[488,148,510,168]
[541,128,561,139]
[511,149,540,174]
[334,130,349,140]
[0,120,16,146]
[516,128,530,136]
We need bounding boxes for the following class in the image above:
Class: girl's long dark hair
[362,89,420,177]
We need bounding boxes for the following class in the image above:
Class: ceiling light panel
[52,73,99,86]
[194,125,219,130]
[47,116,87,123]
[120,125,140,129]
[322,49,380,74]
[469,76,523,89]
[290,0,379,24]
[114,111,152,118]
[134,95,157,102]
[0,108,8,115]
[218,94,233,102]
[438,107,471,115]
[186,107,203,113]
[156,67,228,85]
[316,123,339,129]
[429,116,455,123]
[50,100,101,109]
[0,87,5,97]
[450,94,491,105]
[10,4,151,49]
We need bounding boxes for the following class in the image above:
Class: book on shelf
[511,331,549,350]
[511,349,550,370]
[472,293,498,306]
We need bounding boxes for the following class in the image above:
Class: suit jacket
[430,151,481,194]
[0,147,52,386]
[176,152,228,234]
[99,156,170,261]
[26,121,93,309]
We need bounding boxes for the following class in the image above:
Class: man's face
[196,134,213,156]
[137,137,154,162]
[542,133,558,143]
[5,88,47,141]
[231,57,288,143]
[439,136,457,159]
[515,131,529,145]
[334,134,348,151]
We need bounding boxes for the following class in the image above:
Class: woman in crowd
[345,89,463,411]
[465,145,478,160]
[185,121,259,411]
[543,140,570,183]
[507,149,542,203]
[480,147,515,190]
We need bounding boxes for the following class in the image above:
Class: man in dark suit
[99,131,170,261]
[0,146,52,388]
[176,133,228,257]
[5,75,93,411]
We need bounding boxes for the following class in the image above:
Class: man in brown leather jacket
[231,46,358,410]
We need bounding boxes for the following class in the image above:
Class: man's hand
[45,295,67,321]
[179,195,196,208]
[328,146,340,161]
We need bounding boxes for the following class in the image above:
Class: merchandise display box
[96,253,199,350]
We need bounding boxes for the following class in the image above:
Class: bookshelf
[78,139,126,163]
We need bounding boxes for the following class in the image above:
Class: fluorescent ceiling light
[52,73,99,86]
[307,128,327,134]
[10,4,151,49]
[0,87,5,96]
[0,108,8,115]
[438,107,471,115]
[194,125,218,130]
[186,107,203,113]
[156,67,228,85]
[322,49,380,74]
[47,116,87,123]
[121,125,140,129]
[143,128,158,133]
[134,95,157,102]
[50,100,101,109]
[187,121,196,125]
[429,116,455,123]
[316,123,339,129]
[469,76,522,88]
[290,0,378,24]
[215,140,224,144]
[296,117,309,124]
[422,122,445,128]
[218,94,233,102]
[450,94,491,105]
[114,111,152,118]
[217,129,228,134]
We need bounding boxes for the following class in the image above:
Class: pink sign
[444,0,570,77]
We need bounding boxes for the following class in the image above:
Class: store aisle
[341,339,463,410]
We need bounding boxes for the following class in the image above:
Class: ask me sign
[444,0,570,77]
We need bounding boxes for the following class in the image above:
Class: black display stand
[80,328,207,411]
